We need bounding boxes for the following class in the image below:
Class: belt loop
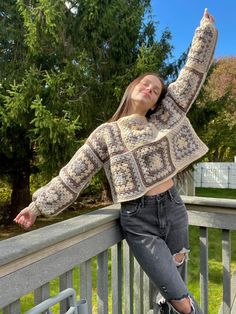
[141,196,145,208]
[168,188,173,201]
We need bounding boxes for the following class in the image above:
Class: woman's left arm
[149,10,217,129]
[167,9,218,114]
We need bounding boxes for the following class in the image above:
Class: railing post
[80,260,92,314]
[124,240,134,314]
[34,283,50,305]
[112,242,123,314]
[2,301,20,314]
[143,273,152,313]
[134,258,144,314]
[222,229,231,314]
[97,250,108,314]
[60,270,73,313]
[200,227,208,314]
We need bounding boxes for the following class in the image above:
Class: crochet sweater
[29,16,218,217]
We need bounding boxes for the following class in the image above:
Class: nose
[145,85,152,93]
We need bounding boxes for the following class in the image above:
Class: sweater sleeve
[149,16,218,129]
[29,127,105,217]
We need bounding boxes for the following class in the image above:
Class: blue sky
[150,0,236,61]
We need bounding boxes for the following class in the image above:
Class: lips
[141,91,150,97]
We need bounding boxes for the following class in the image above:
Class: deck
[1,196,236,313]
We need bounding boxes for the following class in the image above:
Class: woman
[15,9,217,314]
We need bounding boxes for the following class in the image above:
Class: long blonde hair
[109,73,166,122]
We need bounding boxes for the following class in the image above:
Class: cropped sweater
[29,16,218,217]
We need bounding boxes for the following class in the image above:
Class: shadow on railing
[1,197,236,314]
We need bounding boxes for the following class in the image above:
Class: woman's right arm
[14,124,109,229]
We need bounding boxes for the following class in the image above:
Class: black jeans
[120,184,190,301]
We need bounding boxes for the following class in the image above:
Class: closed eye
[141,80,160,93]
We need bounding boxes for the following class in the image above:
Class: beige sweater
[29,16,218,217]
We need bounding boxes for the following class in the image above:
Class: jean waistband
[121,184,178,206]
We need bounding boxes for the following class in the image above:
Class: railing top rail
[182,195,236,230]
[181,195,236,209]
[0,204,120,268]
[1,196,236,268]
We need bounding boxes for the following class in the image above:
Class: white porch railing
[1,197,236,314]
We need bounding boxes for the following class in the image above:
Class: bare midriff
[145,178,174,195]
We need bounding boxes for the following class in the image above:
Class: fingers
[15,216,32,229]
[14,207,29,221]
[203,8,215,23]
[15,218,29,229]
[17,216,28,228]
[14,207,36,229]
[14,212,24,222]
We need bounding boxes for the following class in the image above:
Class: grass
[1,187,236,313]
[196,187,236,199]
[188,227,236,314]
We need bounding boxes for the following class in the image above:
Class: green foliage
[188,58,236,162]
[0,0,176,216]
[0,66,81,178]
[0,1,27,82]
[2,0,175,132]
[135,31,173,77]
[0,180,11,203]
[31,95,81,174]
[17,0,66,56]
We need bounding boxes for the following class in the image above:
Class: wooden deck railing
[0,197,236,314]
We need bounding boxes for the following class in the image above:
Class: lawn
[1,187,236,313]
[196,187,236,199]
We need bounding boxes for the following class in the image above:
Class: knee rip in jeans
[173,248,189,266]
[170,296,193,314]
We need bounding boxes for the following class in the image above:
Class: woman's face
[130,75,163,114]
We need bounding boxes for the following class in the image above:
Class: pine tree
[0,0,175,223]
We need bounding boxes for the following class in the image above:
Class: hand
[14,207,37,229]
[203,8,215,23]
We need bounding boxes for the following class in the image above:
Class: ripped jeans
[120,184,190,302]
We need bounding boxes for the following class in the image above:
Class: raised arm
[168,9,217,113]
[14,125,107,228]
[150,9,218,129]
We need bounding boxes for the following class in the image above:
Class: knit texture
[29,17,218,217]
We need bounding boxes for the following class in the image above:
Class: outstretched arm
[150,9,218,129]
[14,125,107,229]
[167,9,217,113]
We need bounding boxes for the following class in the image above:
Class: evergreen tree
[0,0,175,223]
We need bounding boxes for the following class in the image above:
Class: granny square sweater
[29,16,218,217]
